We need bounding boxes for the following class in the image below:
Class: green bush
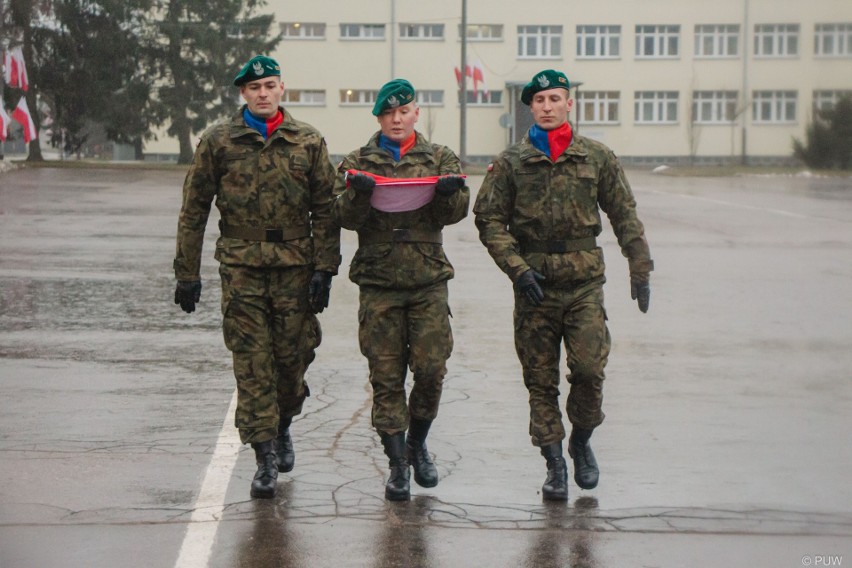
[793,96,852,170]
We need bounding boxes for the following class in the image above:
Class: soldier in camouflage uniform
[474,70,653,501]
[173,55,340,499]
[332,79,469,501]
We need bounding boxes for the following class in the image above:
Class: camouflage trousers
[219,264,320,444]
[358,281,453,434]
[514,280,611,447]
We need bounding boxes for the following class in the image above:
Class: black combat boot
[406,418,438,488]
[379,432,410,501]
[276,417,295,473]
[250,440,278,499]
[568,427,599,490]
[540,443,569,501]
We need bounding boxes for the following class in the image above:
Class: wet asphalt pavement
[1,165,851,568]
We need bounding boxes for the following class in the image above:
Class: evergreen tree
[4,1,154,159]
[33,0,154,157]
[794,95,852,171]
[830,96,852,170]
[151,0,280,163]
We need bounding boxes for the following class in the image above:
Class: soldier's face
[377,102,420,142]
[240,77,285,118]
[531,89,573,131]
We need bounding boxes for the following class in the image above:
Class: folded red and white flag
[346,170,466,213]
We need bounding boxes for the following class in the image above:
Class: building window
[340,24,385,40]
[576,25,620,58]
[417,90,444,107]
[283,90,326,106]
[634,91,678,123]
[577,91,620,124]
[813,90,852,111]
[635,25,680,58]
[692,91,738,123]
[340,89,379,106]
[462,24,503,42]
[815,23,852,57]
[280,22,326,39]
[754,24,799,57]
[517,25,562,58]
[400,23,444,40]
[458,90,503,105]
[694,24,739,57]
[753,91,797,123]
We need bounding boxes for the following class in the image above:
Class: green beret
[233,55,281,86]
[520,69,571,105]
[372,78,416,116]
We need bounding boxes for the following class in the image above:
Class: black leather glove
[308,271,333,313]
[435,175,465,197]
[514,269,545,306]
[630,273,650,313]
[174,280,202,313]
[348,173,376,196]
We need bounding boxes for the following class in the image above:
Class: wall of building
[144,0,852,165]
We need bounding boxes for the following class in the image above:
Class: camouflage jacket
[332,131,470,289]
[473,132,653,287]
[173,106,340,281]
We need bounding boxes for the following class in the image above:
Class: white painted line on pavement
[651,190,811,219]
[174,390,240,568]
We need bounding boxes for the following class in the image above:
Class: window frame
[461,24,504,42]
[754,23,799,57]
[399,23,445,41]
[457,90,503,106]
[280,22,326,40]
[694,24,740,58]
[517,25,563,59]
[576,25,621,59]
[752,90,798,124]
[692,90,739,124]
[813,89,852,111]
[417,90,445,107]
[635,24,681,58]
[634,91,679,124]
[283,89,326,107]
[339,89,379,106]
[814,23,852,57]
[577,91,621,124]
[339,23,386,40]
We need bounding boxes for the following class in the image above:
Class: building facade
[145,0,852,165]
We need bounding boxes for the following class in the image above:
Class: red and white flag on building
[472,60,488,96]
[454,59,488,97]
[12,97,37,143]
[0,95,11,142]
[3,48,29,92]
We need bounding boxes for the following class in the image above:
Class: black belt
[519,236,597,254]
[220,222,311,243]
[358,229,443,247]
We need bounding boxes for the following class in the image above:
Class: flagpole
[390,0,396,79]
[459,0,467,165]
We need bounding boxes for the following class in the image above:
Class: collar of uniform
[229,105,293,140]
[519,133,589,162]
[366,130,432,156]
[519,137,550,162]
